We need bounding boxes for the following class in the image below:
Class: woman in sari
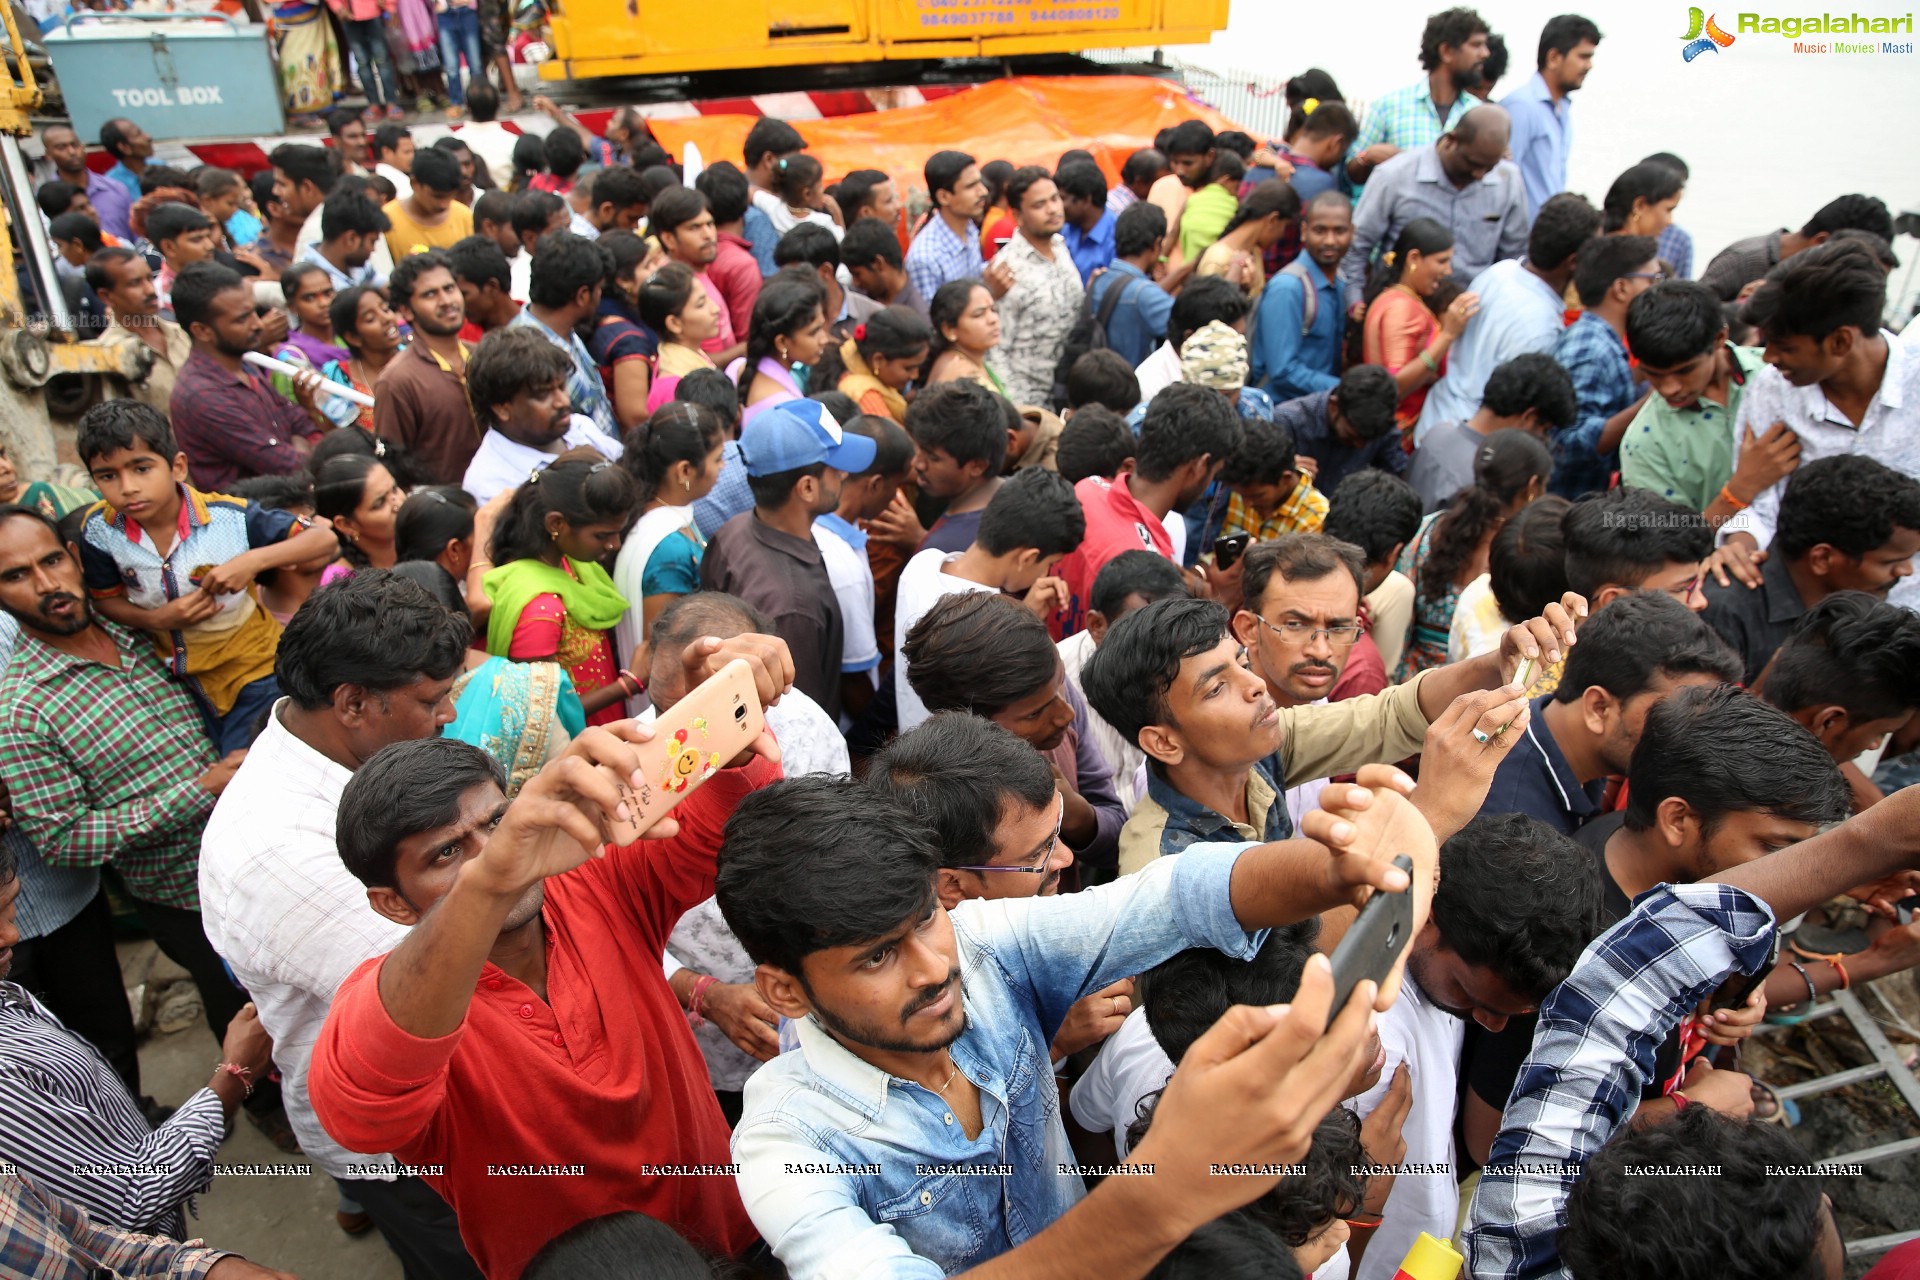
[272,0,341,126]
[323,284,400,432]
[640,262,720,412]
[737,273,828,428]
[390,562,585,798]
[483,452,642,726]
[815,305,930,424]
[923,278,1005,393]
[0,441,93,521]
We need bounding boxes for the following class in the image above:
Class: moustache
[1289,661,1337,677]
[901,970,961,1020]
[39,592,80,615]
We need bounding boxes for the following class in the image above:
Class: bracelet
[1669,1089,1690,1113]
[1343,1213,1385,1229]
[1417,348,1440,373]
[687,974,719,1026]
[214,1062,255,1099]
[617,668,645,698]
[1828,954,1850,990]
[1718,483,1750,511]
[1787,958,1818,1006]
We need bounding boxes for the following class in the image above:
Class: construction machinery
[539,0,1229,84]
[0,0,152,481]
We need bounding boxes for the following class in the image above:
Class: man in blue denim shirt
[1252,193,1353,403]
[868,714,1138,1066]
[717,766,1439,1280]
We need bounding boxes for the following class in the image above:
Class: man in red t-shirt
[1053,383,1244,636]
[309,637,793,1279]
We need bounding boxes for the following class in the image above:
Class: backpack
[1049,271,1141,409]
[1276,259,1319,336]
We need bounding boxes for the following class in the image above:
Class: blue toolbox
[45,11,284,142]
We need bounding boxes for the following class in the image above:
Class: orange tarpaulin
[645,75,1250,204]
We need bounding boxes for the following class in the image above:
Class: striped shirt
[0,1175,228,1280]
[0,623,217,911]
[0,984,224,1237]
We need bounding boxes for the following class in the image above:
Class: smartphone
[1327,856,1416,1028]
[1708,930,1780,1012]
[606,659,766,845]
[1214,532,1251,570]
[991,236,1012,252]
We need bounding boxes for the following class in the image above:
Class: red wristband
[688,974,719,1026]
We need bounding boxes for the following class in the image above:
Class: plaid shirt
[169,351,313,493]
[509,306,617,439]
[1549,312,1637,499]
[0,622,217,911]
[1345,78,1476,177]
[904,214,985,307]
[1463,882,1777,1280]
[1221,478,1329,542]
[0,1174,228,1280]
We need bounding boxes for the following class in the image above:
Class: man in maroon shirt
[167,262,327,491]
[695,162,764,332]
[309,637,793,1280]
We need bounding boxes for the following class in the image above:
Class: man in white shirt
[1343,811,1599,1280]
[893,469,1083,733]
[270,142,396,285]
[198,572,481,1277]
[1718,238,1920,610]
[462,326,622,503]
[813,415,914,726]
[455,80,521,190]
[1133,276,1252,405]
[1056,549,1190,816]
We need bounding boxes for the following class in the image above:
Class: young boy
[894,467,1085,733]
[74,401,338,751]
[814,413,915,722]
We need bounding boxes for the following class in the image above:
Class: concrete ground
[128,940,402,1280]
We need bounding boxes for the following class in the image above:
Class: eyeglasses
[1254,614,1364,648]
[952,797,1065,876]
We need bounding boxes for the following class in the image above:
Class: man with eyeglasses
[869,714,1136,1068]
[1228,536,1383,830]
[1082,589,1584,877]
[1548,234,1663,498]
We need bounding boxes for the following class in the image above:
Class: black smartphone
[1214,532,1251,570]
[1708,930,1781,1012]
[1326,856,1415,1028]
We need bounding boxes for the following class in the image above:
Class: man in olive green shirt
[1619,281,1776,520]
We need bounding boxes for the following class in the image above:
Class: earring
[550,529,559,542]
[682,477,691,491]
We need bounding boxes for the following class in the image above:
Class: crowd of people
[6,6,1920,1280]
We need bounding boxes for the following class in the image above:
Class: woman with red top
[1361,217,1481,430]
[483,452,642,726]
[978,159,1016,258]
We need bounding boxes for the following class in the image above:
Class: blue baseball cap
[738,399,877,477]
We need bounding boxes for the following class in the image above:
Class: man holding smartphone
[308,638,794,1280]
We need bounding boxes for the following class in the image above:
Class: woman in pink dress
[737,273,829,428]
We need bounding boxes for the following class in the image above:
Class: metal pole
[0,133,74,334]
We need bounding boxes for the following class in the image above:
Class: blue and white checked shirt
[508,306,617,439]
[904,215,985,307]
[1549,312,1637,499]
[693,439,755,540]
[1656,224,1695,280]
[1463,881,1777,1280]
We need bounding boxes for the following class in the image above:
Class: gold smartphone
[607,659,767,845]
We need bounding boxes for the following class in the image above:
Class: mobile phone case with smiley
[608,659,766,845]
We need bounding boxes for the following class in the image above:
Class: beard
[500,882,546,932]
[10,592,91,636]
[810,970,967,1055]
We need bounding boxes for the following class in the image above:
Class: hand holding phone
[1214,532,1251,570]
[1327,856,1415,1028]
[605,659,767,846]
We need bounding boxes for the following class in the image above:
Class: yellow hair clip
[1303,97,1320,115]
[1382,250,1396,267]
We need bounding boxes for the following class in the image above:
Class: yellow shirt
[381,198,475,259]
